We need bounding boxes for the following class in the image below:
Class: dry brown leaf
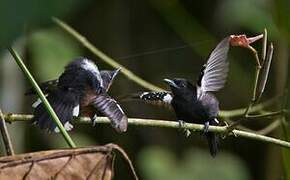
[0,143,138,180]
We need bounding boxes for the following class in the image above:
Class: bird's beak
[112,68,121,78]
[163,78,179,88]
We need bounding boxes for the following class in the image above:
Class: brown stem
[0,109,14,156]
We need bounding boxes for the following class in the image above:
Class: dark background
[1,0,290,179]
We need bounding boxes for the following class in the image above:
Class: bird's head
[109,67,121,81]
[163,78,196,96]
[100,68,121,92]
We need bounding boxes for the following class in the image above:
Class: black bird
[27,58,128,133]
[131,37,230,156]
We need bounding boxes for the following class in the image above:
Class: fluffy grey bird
[27,58,127,133]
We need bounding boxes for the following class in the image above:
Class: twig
[257,120,281,135]
[256,43,273,101]
[261,28,268,65]
[224,118,256,133]
[8,47,76,148]
[3,113,290,149]
[226,110,284,132]
[52,17,164,92]
[225,117,281,135]
[244,30,267,116]
[227,29,273,131]
[0,109,14,155]
[245,110,285,120]
[219,95,280,118]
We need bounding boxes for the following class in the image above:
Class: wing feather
[92,95,128,133]
[200,37,230,92]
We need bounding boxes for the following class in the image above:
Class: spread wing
[200,37,230,92]
[92,95,128,133]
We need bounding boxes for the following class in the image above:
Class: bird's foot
[200,121,210,135]
[178,120,185,128]
[222,121,237,139]
[178,120,191,137]
[91,114,98,127]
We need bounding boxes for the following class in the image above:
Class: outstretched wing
[200,37,230,92]
[33,89,80,133]
[92,95,128,133]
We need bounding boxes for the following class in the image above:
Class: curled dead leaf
[0,143,138,180]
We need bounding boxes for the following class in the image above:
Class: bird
[129,37,230,157]
[26,58,128,133]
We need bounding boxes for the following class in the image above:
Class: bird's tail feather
[33,90,79,132]
[206,119,220,157]
[206,132,219,157]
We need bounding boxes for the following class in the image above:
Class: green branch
[8,48,76,148]
[3,113,290,149]
[219,95,277,117]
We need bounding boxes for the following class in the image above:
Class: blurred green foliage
[29,29,81,80]
[0,0,87,47]
[138,146,250,180]
[1,0,290,179]
[283,103,290,179]
[218,0,279,37]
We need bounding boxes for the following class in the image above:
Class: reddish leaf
[230,34,263,48]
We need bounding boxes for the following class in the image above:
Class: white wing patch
[32,95,48,108]
[32,98,42,108]
[72,105,80,117]
[214,118,219,124]
[54,122,74,133]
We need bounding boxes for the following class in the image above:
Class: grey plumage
[92,95,127,132]
[27,58,127,133]
[200,37,230,92]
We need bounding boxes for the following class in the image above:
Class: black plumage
[27,58,127,133]
[132,37,230,156]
